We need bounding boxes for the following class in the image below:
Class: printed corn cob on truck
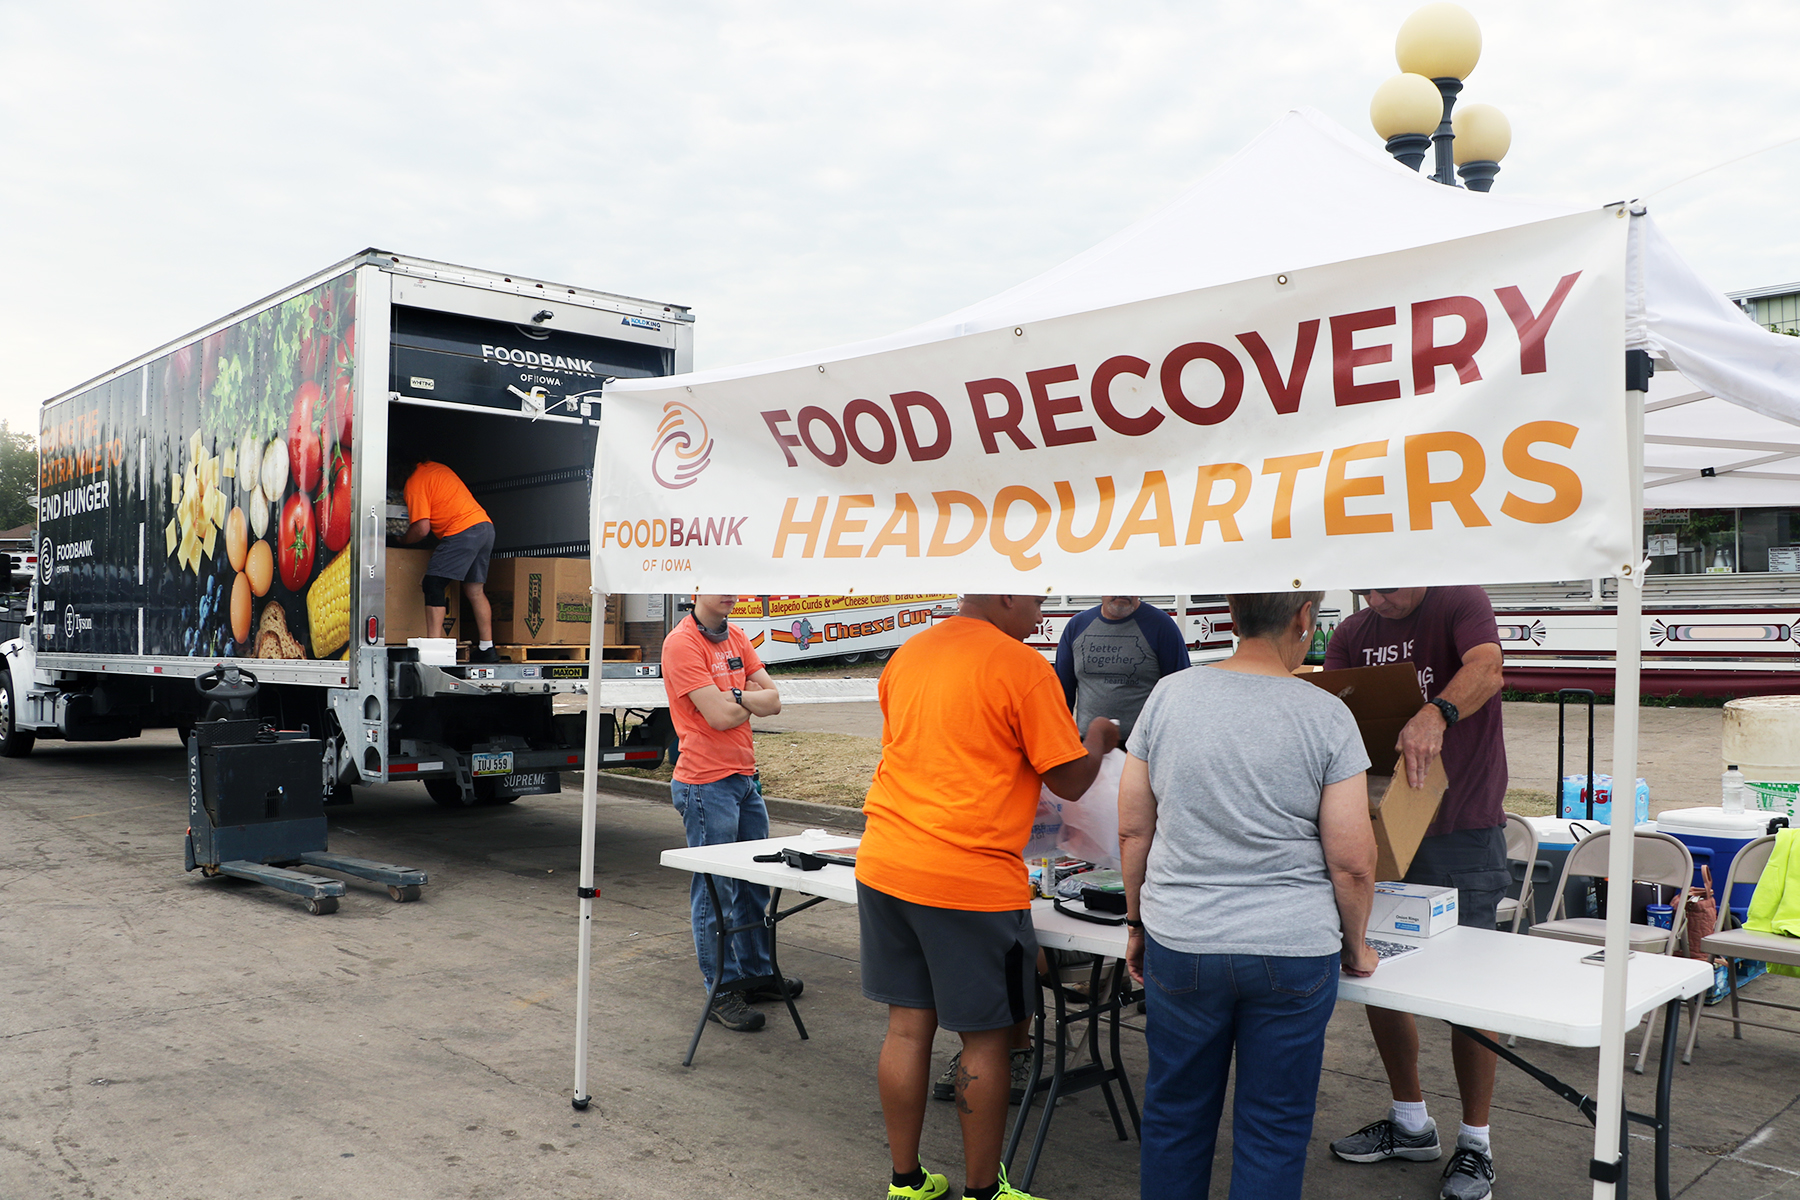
[0,251,688,805]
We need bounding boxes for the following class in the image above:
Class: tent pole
[572,424,607,1111]
[1590,354,1650,1197]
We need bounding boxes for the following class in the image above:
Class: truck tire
[425,776,512,807]
[0,669,34,758]
[425,777,476,808]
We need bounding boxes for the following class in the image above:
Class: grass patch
[604,730,882,808]
[1503,787,1556,817]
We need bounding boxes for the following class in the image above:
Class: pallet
[455,644,642,663]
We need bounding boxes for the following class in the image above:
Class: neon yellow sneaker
[991,1165,1047,1199]
[887,1161,948,1200]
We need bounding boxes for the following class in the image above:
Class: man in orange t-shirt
[856,594,1118,1200]
[661,593,793,1034]
[400,460,497,662]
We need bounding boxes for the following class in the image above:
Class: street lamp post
[1369,3,1510,192]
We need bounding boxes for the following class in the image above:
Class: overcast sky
[3,1,1798,438]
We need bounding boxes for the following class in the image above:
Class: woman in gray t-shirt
[1120,591,1377,1200]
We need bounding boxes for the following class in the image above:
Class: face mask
[693,611,730,644]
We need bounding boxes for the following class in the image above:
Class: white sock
[479,640,494,650]
[1459,1123,1490,1149]
[1390,1100,1430,1132]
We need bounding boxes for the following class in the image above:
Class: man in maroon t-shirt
[1323,586,1508,1200]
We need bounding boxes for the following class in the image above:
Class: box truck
[0,251,690,804]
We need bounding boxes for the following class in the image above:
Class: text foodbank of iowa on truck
[0,251,690,804]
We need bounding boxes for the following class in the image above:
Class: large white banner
[596,210,1630,595]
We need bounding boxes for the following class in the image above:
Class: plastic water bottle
[1722,765,1747,814]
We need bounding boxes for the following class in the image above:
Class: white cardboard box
[1367,882,1459,938]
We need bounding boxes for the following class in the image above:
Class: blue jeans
[671,774,773,990]
[1139,937,1340,1200]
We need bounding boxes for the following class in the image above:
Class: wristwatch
[1428,697,1460,728]
[731,687,746,709]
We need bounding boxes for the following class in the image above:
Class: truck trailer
[0,251,688,804]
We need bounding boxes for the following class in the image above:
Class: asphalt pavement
[2,712,1797,1200]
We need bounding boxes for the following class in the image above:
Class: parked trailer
[0,251,687,801]
[1488,575,1800,698]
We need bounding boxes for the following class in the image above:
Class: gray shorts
[425,521,494,585]
[856,881,1038,1032]
[1404,825,1511,929]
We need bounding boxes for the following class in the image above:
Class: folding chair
[1529,828,1693,1073]
[1683,835,1800,1063]
[1495,812,1539,933]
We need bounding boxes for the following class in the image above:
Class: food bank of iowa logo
[652,401,712,489]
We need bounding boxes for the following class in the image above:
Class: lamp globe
[1370,72,1445,139]
[1395,3,1481,80]
[1452,103,1511,164]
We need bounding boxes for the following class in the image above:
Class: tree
[0,421,37,532]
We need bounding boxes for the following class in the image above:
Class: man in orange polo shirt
[856,594,1119,1200]
[661,593,795,1034]
[401,460,498,663]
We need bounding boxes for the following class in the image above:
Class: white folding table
[660,835,1712,1200]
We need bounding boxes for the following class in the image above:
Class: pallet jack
[181,664,428,914]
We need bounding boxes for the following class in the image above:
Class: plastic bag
[1054,748,1127,869]
[1023,791,1064,860]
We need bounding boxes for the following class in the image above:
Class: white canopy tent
[572,109,1800,1197]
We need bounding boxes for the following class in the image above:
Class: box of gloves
[1367,881,1459,938]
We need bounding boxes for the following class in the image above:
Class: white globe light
[1396,3,1482,80]
[1370,73,1445,140]
[1452,103,1511,164]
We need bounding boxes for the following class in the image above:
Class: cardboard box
[1368,881,1459,938]
[384,547,459,643]
[1366,761,1450,881]
[488,557,591,644]
[1304,663,1448,879]
[1304,662,1425,776]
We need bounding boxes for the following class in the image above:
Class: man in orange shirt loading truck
[400,460,498,664]
[856,594,1119,1200]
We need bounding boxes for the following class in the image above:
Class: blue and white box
[1368,882,1459,938]
[1559,775,1650,824]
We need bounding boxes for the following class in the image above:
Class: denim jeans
[670,774,773,990]
[1139,936,1340,1200]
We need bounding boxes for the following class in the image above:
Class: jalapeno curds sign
[595,210,1630,595]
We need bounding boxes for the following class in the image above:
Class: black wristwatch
[1124,919,1144,929]
[1428,697,1460,728]
[732,687,746,709]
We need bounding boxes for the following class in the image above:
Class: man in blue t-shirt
[1054,596,1190,746]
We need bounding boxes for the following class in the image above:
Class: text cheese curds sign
[594,210,1630,595]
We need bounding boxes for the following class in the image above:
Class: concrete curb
[583,771,866,832]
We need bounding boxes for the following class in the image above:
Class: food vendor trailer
[0,251,688,804]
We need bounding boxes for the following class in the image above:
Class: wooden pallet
[456,644,642,663]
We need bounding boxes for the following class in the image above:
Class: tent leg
[1591,358,1649,1198]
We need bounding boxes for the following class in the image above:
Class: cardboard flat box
[1368,881,1459,938]
[1304,663,1447,879]
[489,557,591,644]
[1366,762,1449,881]
[385,547,459,643]
[1303,662,1425,776]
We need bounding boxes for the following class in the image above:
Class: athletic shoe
[930,1048,1035,1104]
[740,976,805,1003]
[988,1165,1045,1198]
[468,645,500,664]
[1330,1117,1442,1163]
[706,991,765,1032]
[887,1161,948,1200]
[1009,1047,1036,1104]
[931,1050,961,1101]
[1439,1134,1495,1200]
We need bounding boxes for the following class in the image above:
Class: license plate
[472,752,514,776]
